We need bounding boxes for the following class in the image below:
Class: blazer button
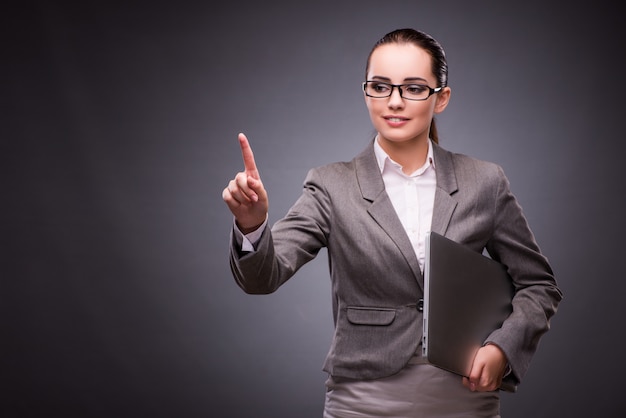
[417,298,424,312]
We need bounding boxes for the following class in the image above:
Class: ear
[434,86,451,114]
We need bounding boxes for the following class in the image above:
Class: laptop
[422,231,514,379]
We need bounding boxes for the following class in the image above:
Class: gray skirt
[323,359,500,418]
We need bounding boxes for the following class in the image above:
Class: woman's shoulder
[308,142,374,176]
[301,143,378,193]
[306,159,357,182]
[435,143,504,176]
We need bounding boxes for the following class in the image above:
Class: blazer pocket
[346,307,396,326]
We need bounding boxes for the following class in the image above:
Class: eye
[371,82,391,93]
[404,84,429,94]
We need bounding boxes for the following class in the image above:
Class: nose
[387,85,405,108]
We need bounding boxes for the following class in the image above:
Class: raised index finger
[238,132,259,179]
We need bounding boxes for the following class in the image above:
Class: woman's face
[365,43,450,145]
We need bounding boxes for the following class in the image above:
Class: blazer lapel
[355,141,424,289]
[431,143,458,236]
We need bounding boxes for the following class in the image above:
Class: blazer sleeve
[228,167,330,294]
[483,165,563,387]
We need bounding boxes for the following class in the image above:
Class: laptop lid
[422,231,513,378]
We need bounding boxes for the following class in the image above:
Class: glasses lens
[364,81,391,98]
[402,84,431,100]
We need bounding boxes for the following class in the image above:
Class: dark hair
[365,28,448,144]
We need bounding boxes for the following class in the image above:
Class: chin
[379,130,419,143]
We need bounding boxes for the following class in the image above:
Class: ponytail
[430,118,439,144]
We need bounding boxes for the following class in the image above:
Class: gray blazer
[229,140,562,390]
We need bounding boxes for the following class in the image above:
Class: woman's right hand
[222,133,269,234]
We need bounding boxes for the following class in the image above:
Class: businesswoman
[222,28,562,417]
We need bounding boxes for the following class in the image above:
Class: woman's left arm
[481,165,563,388]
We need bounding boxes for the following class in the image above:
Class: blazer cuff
[233,216,268,252]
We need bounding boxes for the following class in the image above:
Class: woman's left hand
[462,343,508,392]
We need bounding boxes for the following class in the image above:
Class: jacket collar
[355,140,458,207]
[431,142,458,236]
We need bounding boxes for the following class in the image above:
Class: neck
[377,135,430,174]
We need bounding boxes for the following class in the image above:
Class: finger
[222,179,245,205]
[479,366,501,391]
[233,173,260,203]
[467,363,483,392]
[238,133,260,180]
[222,186,242,209]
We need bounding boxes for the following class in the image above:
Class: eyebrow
[370,76,429,83]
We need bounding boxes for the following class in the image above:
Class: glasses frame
[362,81,442,101]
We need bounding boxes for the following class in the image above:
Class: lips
[383,115,409,127]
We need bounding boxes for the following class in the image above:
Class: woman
[222,28,562,417]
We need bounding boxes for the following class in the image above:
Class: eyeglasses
[362,81,442,101]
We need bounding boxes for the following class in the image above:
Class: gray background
[3,1,624,417]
